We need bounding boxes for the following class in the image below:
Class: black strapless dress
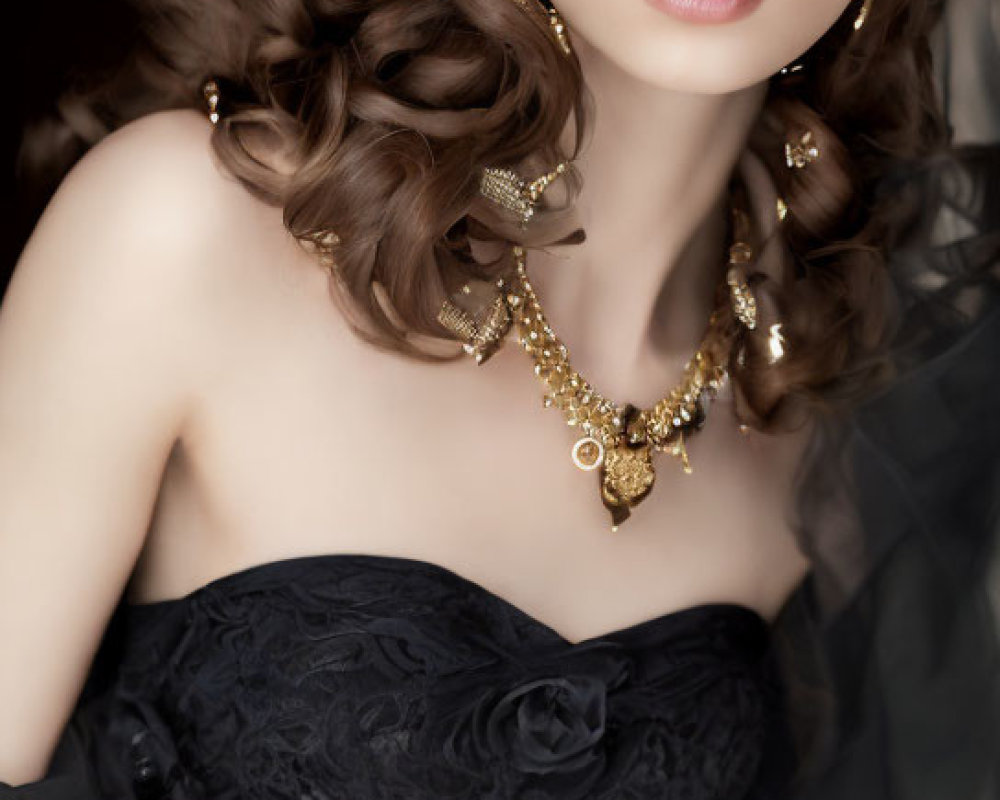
[0,553,795,800]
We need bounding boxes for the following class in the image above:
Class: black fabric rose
[439,650,633,798]
[483,675,607,775]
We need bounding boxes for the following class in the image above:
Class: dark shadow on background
[2,0,137,294]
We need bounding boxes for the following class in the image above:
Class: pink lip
[644,0,763,23]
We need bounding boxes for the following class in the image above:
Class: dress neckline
[123,551,771,648]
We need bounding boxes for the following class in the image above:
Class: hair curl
[22,0,950,431]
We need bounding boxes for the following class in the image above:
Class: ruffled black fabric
[768,0,1000,792]
[2,555,790,800]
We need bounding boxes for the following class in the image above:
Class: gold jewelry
[436,277,514,365]
[479,162,570,228]
[775,196,789,222]
[785,130,820,169]
[304,230,341,275]
[504,241,739,531]
[726,243,758,330]
[777,3,872,83]
[509,0,573,57]
[199,78,346,280]
[202,80,220,125]
[767,323,787,364]
[436,195,757,529]
[205,73,753,531]
[854,0,874,31]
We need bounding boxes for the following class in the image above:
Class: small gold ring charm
[571,436,604,471]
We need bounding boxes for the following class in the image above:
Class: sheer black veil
[769,0,1000,795]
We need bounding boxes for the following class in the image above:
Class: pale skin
[0,0,854,784]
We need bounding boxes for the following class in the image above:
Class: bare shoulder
[45,108,269,256]
[0,108,273,783]
[7,107,303,416]
[17,106,314,369]
[71,107,236,194]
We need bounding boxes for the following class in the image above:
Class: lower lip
[644,0,763,24]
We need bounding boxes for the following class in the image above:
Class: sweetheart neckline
[124,551,772,648]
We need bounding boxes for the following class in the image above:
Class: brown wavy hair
[22,0,949,431]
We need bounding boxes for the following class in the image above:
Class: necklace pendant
[599,442,656,531]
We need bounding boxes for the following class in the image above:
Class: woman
[0,0,997,797]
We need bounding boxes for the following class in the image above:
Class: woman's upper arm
[0,110,222,784]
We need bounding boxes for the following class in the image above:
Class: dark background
[3,0,138,293]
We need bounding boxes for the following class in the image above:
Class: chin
[557,0,856,94]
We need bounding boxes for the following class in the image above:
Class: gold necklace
[199,76,751,531]
[501,237,744,531]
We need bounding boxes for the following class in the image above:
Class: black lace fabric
[12,555,790,800]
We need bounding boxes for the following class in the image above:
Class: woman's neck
[526,34,767,402]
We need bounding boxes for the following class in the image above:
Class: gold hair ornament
[775,196,789,222]
[436,278,514,366]
[479,162,570,228]
[767,323,786,364]
[509,0,573,56]
[726,242,758,330]
[785,130,820,169]
[778,0,874,80]
[854,0,874,31]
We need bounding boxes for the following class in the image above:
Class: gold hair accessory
[854,0,874,31]
[479,162,570,228]
[436,278,514,366]
[767,323,786,364]
[726,243,758,331]
[785,130,820,169]
[510,0,573,56]
[777,4,872,83]
[304,230,342,275]
[202,80,220,125]
[775,196,789,222]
